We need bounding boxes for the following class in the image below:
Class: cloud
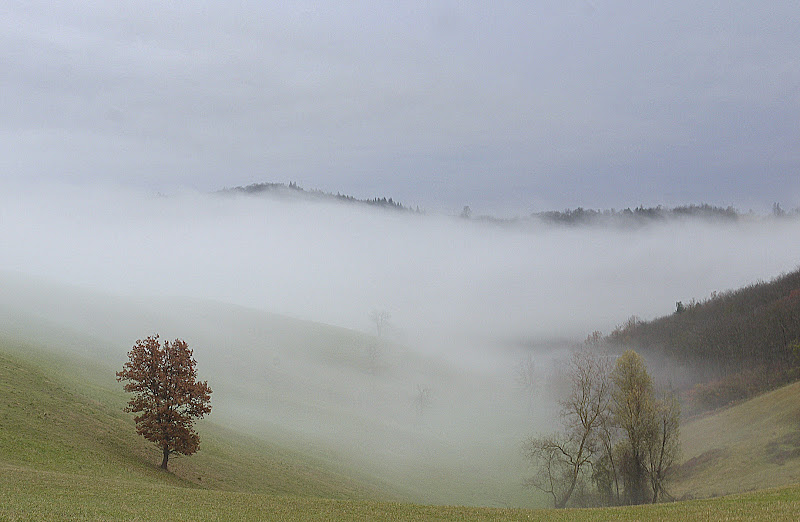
[3,186,800,356]
[2,2,798,211]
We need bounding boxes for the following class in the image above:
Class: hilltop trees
[117,335,212,470]
[607,268,800,410]
[525,347,679,507]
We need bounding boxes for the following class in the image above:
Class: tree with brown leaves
[117,335,212,470]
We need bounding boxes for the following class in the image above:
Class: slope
[4,459,800,520]
[0,338,381,500]
[2,346,800,522]
[672,380,800,499]
[607,267,800,410]
[0,272,544,508]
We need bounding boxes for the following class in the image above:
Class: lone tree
[117,335,212,470]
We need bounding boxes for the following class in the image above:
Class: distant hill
[534,204,741,225]
[606,268,800,411]
[475,204,798,227]
[217,181,800,227]
[218,181,420,213]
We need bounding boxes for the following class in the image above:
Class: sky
[2,1,799,213]
[2,4,800,501]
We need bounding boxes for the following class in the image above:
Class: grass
[0,275,546,507]
[4,332,800,518]
[2,463,800,521]
[0,340,383,500]
[672,379,800,499]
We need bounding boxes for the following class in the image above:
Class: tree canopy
[117,335,212,470]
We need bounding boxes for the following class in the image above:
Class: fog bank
[2,185,800,505]
[3,186,799,355]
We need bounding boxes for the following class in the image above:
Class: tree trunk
[555,458,582,509]
[161,447,170,470]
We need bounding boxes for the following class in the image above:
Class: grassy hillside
[672,379,800,499]
[4,313,800,517]
[3,461,800,520]
[0,273,543,508]
[1,343,800,520]
[0,340,382,500]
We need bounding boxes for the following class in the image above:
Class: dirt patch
[673,447,731,479]
[765,431,800,465]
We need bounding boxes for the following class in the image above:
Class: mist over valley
[3,185,800,506]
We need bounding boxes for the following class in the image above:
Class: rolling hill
[672,379,800,499]
[607,267,800,411]
[0,272,544,508]
[4,271,800,518]
[0,339,382,500]
[2,336,800,519]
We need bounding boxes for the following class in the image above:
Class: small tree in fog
[117,335,212,470]
[367,310,392,374]
[414,384,433,416]
[515,354,537,412]
[369,309,391,338]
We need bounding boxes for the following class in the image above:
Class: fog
[2,185,800,506]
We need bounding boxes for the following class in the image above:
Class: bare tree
[528,348,680,506]
[413,385,432,416]
[593,393,622,505]
[523,433,582,508]
[366,310,391,374]
[369,309,391,339]
[515,354,537,412]
[525,348,611,508]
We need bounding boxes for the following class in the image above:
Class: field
[2,337,800,519]
[3,463,800,520]
[0,275,547,508]
[672,380,800,499]
[4,271,800,519]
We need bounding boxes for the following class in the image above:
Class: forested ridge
[607,268,800,410]
[218,182,419,212]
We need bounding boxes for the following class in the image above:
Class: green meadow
[2,336,800,520]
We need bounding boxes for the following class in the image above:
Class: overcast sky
[2,1,798,214]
